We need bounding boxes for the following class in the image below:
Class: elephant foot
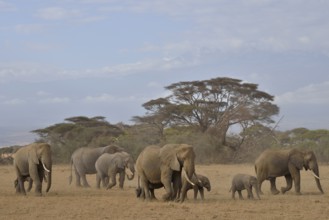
[295,192,302,195]
[271,189,280,195]
[162,194,172,202]
[281,187,288,194]
[35,192,43,197]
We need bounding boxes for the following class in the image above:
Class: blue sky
[1,0,329,146]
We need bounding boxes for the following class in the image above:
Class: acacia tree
[32,116,124,163]
[134,77,279,145]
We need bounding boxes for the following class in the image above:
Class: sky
[1,0,329,147]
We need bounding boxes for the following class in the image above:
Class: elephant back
[136,145,161,183]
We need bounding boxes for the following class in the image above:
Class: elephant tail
[68,157,73,185]
[229,187,232,192]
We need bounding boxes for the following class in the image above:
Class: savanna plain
[1,164,329,220]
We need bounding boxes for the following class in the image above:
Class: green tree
[134,77,279,146]
[32,116,124,163]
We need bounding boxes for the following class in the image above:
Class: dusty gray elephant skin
[135,175,164,200]
[183,174,211,200]
[136,144,197,202]
[230,174,260,200]
[13,143,52,196]
[69,145,124,187]
[95,152,135,189]
[14,175,33,193]
[255,148,324,195]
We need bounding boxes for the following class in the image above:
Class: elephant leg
[26,178,33,192]
[258,180,264,195]
[103,177,109,188]
[269,178,280,195]
[246,187,254,199]
[281,174,293,194]
[107,175,116,189]
[96,174,101,189]
[193,187,198,200]
[292,172,301,195]
[172,172,181,201]
[199,187,205,200]
[238,190,244,200]
[81,174,90,187]
[161,172,173,201]
[74,168,82,187]
[231,188,236,199]
[180,181,190,203]
[119,172,125,189]
[140,177,151,200]
[17,176,26,195]
[30,165,42,196]
[288,165,301,195]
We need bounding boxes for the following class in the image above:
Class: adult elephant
[136,144,197,202]
[13,143,52,196]
[95,152,135,189]
[255,148,324,195]
[69,145,124,187]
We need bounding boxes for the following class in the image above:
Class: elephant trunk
[126,170,135,180]
[42,160,52,193]
[183,159,196,186]
[126,163,135,180]
[46,171,52,192]
[253,183,261,199]
[312,165,324,194]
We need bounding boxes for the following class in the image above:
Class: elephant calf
[95,152,135,189]
[183,174,211,200]
[230,173,260,200]
[14,175,33,193]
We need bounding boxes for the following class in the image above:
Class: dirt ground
[1,163,329,220]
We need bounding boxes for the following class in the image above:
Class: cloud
[276,81,329,105]
[14,24,48,34]
[83,93,115,103]
[0,1,16,11]
[36,7,81,20]
[83,93,145,103]
[2,98,26,105]
[24,41,60,52]
[39,97,71,104]
[36,91,50,96]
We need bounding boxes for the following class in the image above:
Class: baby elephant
[230,173,260,200]
[184,174,211,200]
[95,152,135,189]
[14,175,33,193]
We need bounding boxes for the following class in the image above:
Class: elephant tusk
[311,170,321,180]
[182,169,195,186]
[42,162,50,173]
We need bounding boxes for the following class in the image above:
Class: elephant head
[160,144,196,187]
[30,143,52,192]
[121,152,135,180]
[290,150,323,194]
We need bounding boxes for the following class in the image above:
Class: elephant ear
[289,149,304,170]
[28,145,40,165]
[114,157,125,169]
[159,145,181,171]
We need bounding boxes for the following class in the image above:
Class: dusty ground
[1,163,329,220]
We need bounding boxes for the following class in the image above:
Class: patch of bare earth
[1,164,329,220]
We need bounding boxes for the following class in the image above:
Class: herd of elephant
[12,142,324,202]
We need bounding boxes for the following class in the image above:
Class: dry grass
[1,164,329,220]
